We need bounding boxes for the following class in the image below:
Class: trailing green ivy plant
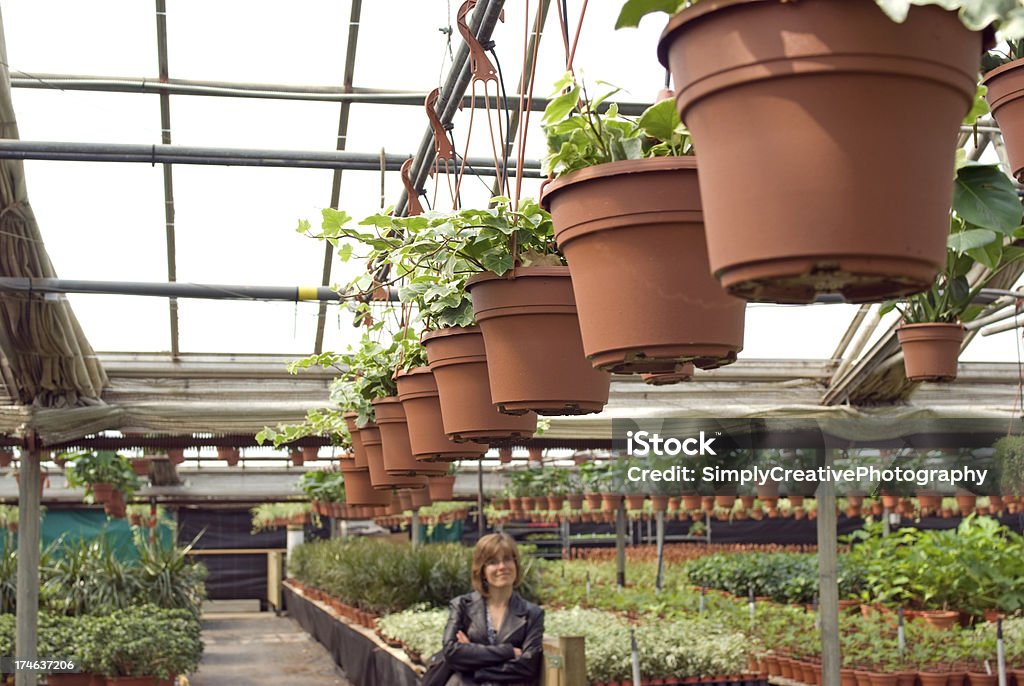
[882,160,1024,323]
[616,0,1024,41]
[542,72,692,178]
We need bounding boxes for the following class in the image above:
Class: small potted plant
[883,162,1024,382]
[63,450,140,508]
[983,40,1024,181]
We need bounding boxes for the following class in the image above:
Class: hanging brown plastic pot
[427,474,457,500]
[658,0,982,303]
[423,326,538,441]
[410,487,432,508]
[371,397,449,477]
[896,322,965,382]
[396,367,488,461]
[642,362,695,386]
[542,157,745,372]
[359,423,429,490]
[983,58,1024,182]
[466,267,611,415]
[343,413,369,469]
[339,463,391,506]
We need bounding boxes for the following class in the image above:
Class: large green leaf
[953,164,1022,234]
[947,227,998,254]
[615,0,686,28]
[638,99,681,142]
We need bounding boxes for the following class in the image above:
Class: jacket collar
[469,591,528,643]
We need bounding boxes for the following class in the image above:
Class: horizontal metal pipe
[9,73,653,116]
[0,140,542,176]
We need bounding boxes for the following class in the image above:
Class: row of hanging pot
[306,0,1024,404]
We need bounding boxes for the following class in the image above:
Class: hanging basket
[422,326,538,441]
[339,465,391,506]
[371,397,449,477]
[426,474,457,500]
[983,58,1024,182]
[344,412,369,469]
[658,0,981,303]
[466,267,611,415]
[896,322,965,381]
[542,157,745,372]
[360,423,429,491]
[396,367,488,461]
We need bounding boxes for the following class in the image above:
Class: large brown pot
[422,326,538,442]
[984,58,1024,181]
[359,423,428,490]
[396,367,488,461]
[542,157,745,372]
[339,464,391,506]
[897,322,965,381]
[658,0,982,303]
[371,397,448,477]
[344,412,369,469]
[466,267,611,415]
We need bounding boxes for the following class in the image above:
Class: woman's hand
[456,631,470,644]
[513,647,522,658]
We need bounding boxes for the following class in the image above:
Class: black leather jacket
[441,591,545,685]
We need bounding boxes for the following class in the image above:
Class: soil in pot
[396,367,488,461]
[897,323,965,382]
[466,267,611,415]
[423,326,538,442]
[542,157,744,372]
[658,0,982,303]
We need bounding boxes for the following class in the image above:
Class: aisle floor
[190,612,352,686]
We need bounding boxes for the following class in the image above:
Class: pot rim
[896,321,965,331]
[540,156,696,210]
[421,325,481,344]
[465,265,571,290]
[982,56,1024,85]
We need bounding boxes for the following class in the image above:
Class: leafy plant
[883,161,1024,323]
[542,72,692,177]
[994,435,1024,494]
[62,450,140,502]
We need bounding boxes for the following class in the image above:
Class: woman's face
[484,552,516,591]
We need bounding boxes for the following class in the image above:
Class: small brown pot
[359,423,428,491]
[339,465,391,506]
[289,449,304,467]
[984,58,1024,182]
[426,475,456,501]
[541,156,745,372]
[567,494,585,510]
[466,267,611,415]
[344,413,369,469]
[650,495,670,512]
[625,494,647,510]
[897,322,965,382]
[423,326,538,442]
[91,482,115,504]
[167,448,185,465]
[410,487,432,508]
[371,397,448,477]
[602,493,624,512]
[658,0,981,303]
[130,458,151,477]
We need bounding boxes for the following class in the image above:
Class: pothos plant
[615,0,1024,41]
[542,72,692,177]
[301,198,559,332]
[881,159,1024,323]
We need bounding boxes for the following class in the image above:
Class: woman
[440,533,544,686]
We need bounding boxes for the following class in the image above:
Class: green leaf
[963,83,991,125]
[322,208,351,232]
[615,0,686,29]
[947,227,998,255]
[481,253,514,275]
[296,219,311,234]
[542,86,581,125]
[337,243,354,262]
[638,99,681,141]
[953,164,1022,234]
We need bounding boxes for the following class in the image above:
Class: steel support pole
[0,277,344,301]
[817,449,841,686]
[15,448,40,686]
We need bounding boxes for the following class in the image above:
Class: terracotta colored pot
[967,675,998,686]
[422,326,538,441]
[840,670,859,686]
[410,487,432,508]
[344,413,369,469]
[869,673,899,686]
[466,267,611,415]
[217,446,240,466]
[714,495,736,509]
[289,448,304,467]
[897,322,965,381]
[984,58,1024,182]
[396,367,488,461]
[920,610,960,630]
[658,0,981,303]
[955,493,977,513]
[567,494,585,509]
[130,458,151,477]
[602,493,624,512]
[359,424,427,490]
[371,397,447,477]
[681,494,702,511]
[166,448,185,465]
[547,495,566,511]
[91,482,115,504]
[641,364,695,385]
[625,494,647,510]
[47,674,97,686]
[542,157,745,372]
[339,465,391,506]
[427,475,456,501]
[585,493,603,510]
[650,495,670,512]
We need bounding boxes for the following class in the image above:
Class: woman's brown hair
[471,532,521,596]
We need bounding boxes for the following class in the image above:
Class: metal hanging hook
[457,0,502,84]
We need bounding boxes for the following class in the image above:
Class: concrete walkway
[189,612,352,686]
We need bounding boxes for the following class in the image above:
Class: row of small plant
[250,502,318,533]
[686,552,862,605]
[0,606,202,680]
[287,537,540,615]
[375,605,747,684]
[0,531,206,617]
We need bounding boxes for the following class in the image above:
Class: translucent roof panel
[3,0,1022,365]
